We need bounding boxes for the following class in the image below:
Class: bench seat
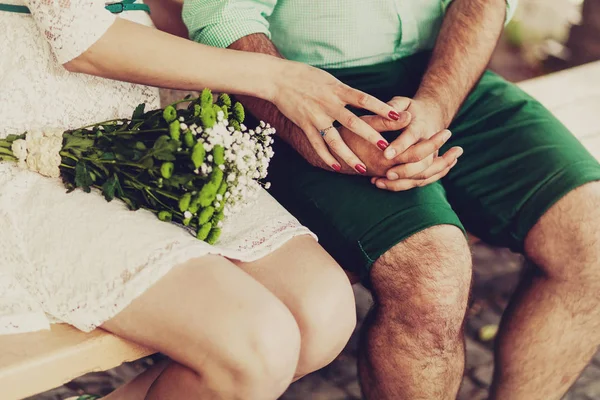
[2,60,600,400]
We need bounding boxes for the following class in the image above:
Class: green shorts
[266,52,600,280]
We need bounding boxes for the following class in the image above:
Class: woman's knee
[292,262,357,376]
[204,299,302,399]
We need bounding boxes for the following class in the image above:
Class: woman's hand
[269,60,404,174]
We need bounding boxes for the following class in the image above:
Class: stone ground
[28,244,600,400]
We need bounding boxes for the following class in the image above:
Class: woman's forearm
[64,17,280,100]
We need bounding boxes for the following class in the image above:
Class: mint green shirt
[183,0,517,69]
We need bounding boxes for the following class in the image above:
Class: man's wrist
[413,92,454,128]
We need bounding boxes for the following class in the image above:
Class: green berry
[206,228,222,245]
[210,168,224,188]
[183,131,195,148]
[160,161,174,179]
[198,206,215,225]
[169,120,181,141]
[196,222,212,241]
[217,180,228,196]
[230,120,241,132]
[232,102,245,123]
[193,104,201,117]
[213,145,225,166]
[158,211,172,222]
[198,182,218,207]
[217,93,232,108]
[213,210,225,223]
[191,142,206,169]
[163,106,177,123]
[200,107,216,129]
[179,193,192,212]
[200,88,213,107]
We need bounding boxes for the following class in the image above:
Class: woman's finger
[360,114,412,133]
[335,108,391,151]
[299,123,342,171]
[341,86,408,121]
[393,129,452,164]
[319,123,367,174]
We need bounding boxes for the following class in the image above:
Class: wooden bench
[2,61,600,400]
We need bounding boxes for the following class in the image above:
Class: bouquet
[0,90,275,244]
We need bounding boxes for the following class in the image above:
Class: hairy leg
[490,182,600,400]
[101,255,301,400]
[358,225,472,400]
[235,235,356,379]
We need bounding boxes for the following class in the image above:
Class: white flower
[240,124,247,131]
[217,111,224,121]
[216,194,223,201]
[207,155,213,162]
[180,123,188,131]
[214,202,221,208]
[178,116,185,122]
[265,182,271,189]
[184,211,193,219]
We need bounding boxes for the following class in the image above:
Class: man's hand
[335,105,457,184]
[370,96,463,191]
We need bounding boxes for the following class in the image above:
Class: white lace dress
[0,0,314,335]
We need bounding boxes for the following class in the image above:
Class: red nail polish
[355,164,367,174]
[377,140,389,150]
[332,163,341,172]
[388,111,400,121]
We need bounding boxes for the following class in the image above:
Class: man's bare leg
[490,182,600,400]
[358,225,472,400]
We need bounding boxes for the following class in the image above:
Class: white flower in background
[507,0,584,64]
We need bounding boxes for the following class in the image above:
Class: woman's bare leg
[234,235,357,378]
[101,255,301,400]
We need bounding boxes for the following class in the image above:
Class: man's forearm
[415,0,506,126]
[229,34,330,169]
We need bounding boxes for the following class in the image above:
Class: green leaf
[74,161,93,193]
[132,103,146,119]
[147,135,179,161]
[62,136,95,151]
[101,175,123,202]
[100,152,116,160]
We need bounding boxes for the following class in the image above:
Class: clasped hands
[337,96,463,191]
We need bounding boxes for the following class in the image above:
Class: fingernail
[331,163,342,172]
[376,181,387,189]
[388,111,400,121]
[384,148,397,159]
[388,172,399,180]
[355,164,367,174]
[377,140,389,151]
[443,130,452,141]
[456,147,464,157]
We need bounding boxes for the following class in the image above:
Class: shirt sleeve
[24,0,116,64]
[441,0,518,25]
[183,0,277,48]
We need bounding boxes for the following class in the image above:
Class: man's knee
[526,181,600,280]
[371,225,472,351]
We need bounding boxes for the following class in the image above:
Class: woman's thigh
[101,255,301,377]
